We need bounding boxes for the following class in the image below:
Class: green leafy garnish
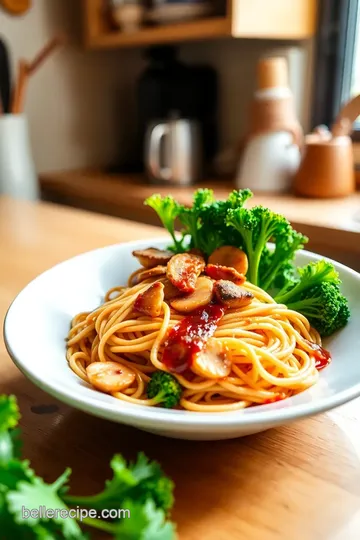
[0,395,177,539]
[112,499,175,540]
[0,395,20,432]
[7,470,83,538]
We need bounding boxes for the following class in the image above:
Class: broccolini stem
[275,282,305,304]
[261,262,283,292]
[153,390,166,405]
[285,299,321,317]
[168,228,182,251]
[248,227,267,286]
[240,231,255,283]
[249,248,261,286]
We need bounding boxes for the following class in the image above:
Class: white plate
[4,239,360,440]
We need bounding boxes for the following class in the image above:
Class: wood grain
[81,0,317,50]
[231,0,317,39]
[85,17,231,50]
[1,195,360,539]
[82,0,110,47]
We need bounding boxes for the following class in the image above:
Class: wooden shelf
[86,17,231,49]
[83,0,318,50]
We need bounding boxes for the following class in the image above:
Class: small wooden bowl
[293,134,355,198]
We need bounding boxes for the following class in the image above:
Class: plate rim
[3,237,360,431]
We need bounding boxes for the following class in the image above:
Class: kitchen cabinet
[82,0,318,50]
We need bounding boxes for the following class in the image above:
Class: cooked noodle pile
[66,275,322,412]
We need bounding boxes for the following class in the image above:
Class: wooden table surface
[1,195,360,540]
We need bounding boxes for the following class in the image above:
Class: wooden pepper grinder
[293,95,360,198]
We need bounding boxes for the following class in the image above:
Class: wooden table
[1,195,360,540]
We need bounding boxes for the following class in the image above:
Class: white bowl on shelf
[3,238,360,440]
[148,2,213,25]
[113,3,145,33]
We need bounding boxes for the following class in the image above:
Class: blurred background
[0,0,360,268]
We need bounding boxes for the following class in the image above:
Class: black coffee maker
[136,46,219,173]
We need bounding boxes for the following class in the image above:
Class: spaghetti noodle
[66,271,329,412]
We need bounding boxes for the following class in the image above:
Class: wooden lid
[257,57,288,90]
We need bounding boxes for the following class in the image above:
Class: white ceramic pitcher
[0,114,39,201]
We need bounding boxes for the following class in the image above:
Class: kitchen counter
[2,194,360,540]
[40,170,360,265]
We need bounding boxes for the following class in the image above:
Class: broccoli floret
[274,261,350,336]
[177,189,252,256]
[145,189,253,257]
[227,188,253,208]
[147,372,182,409]
[275,260,340,304]
[178,189,215,253]
[198,189,253,254]
[144,194,185,252]
[331,299,351,334]
[284,282,349,336]
[226,206,293,286]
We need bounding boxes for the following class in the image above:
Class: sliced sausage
[205,264,245,285]
[170,277,213,313]
[162,278,183,301]
[208,246,248,275]
[134,282,164,318]
[213,280,254,309]
[129,265,167,286]
[132,247,173,269]
[167,253,205,293]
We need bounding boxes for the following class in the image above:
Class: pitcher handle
[148,123,171,181]
[331,94,360,137]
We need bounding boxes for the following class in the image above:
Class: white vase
[0,114,39,201]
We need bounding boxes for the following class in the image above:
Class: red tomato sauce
[305,340,332,371]
[162,305,225,373]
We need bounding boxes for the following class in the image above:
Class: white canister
[236,102,301,193]
[236,57,302,193]
[0,114,39,201]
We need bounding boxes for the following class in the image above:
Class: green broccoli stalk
[226,206,293,286]
[259,231,308,291]
[144,194,185,252]
[284,281,350,336]
[147,372,182,409]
